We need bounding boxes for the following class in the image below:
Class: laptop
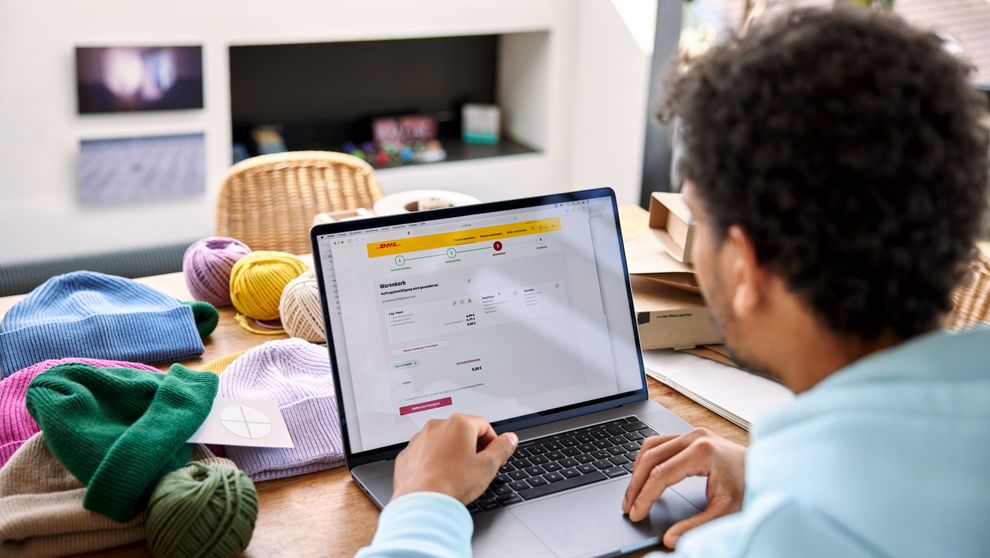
[310,187,707,558]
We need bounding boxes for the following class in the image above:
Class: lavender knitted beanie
[0,358,160,469]
[218,339,344,481]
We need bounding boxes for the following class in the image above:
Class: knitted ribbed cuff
[181,301,220,340]
[0,434,146,558]
[0,442,22,469]
[0,358,162,470]
[224,395,344,481]
[82,366,218,522]
[0,306,205,377]
[0,372,42,466]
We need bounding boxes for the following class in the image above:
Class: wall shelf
[372,137,539,171]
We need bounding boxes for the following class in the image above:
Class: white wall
[0,0,656,265]
[569,0,657,198]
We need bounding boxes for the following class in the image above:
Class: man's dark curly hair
[663,7,989,341]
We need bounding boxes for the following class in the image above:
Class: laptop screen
[314,191,645,454]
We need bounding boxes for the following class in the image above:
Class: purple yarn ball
[183,237,252,307]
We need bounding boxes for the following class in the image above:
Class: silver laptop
[311,188,707,558]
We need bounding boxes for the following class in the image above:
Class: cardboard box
[633,270,701,295]
[623,211,696,291]
[462,104,501,144]
[648,192,695,263]
[624,229,693,275]
[678,345,737,368]
[631,275,721,350]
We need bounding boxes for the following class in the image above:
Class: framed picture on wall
[75,46,203,114]
[78,133,205,205]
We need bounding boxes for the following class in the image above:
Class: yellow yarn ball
[279,270,326,343]
[228,251,308,321]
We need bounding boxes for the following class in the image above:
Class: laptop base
[352,398,707,558]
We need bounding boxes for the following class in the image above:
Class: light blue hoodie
[357,327,990,557]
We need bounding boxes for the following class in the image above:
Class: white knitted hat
[217,339,344,481]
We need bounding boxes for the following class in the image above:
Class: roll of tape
[373,190,480,216]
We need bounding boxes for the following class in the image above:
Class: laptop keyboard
[467,416,658,513]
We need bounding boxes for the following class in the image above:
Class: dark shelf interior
[229,34,532,169]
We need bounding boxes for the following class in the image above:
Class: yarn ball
[146,461,258,558]
[279,270,326,343]
[229,251,308,321]
[183,237,252,307]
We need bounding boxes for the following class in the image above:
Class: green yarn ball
[146,462,258,558]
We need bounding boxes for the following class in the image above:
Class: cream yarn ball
[278,270,326,343]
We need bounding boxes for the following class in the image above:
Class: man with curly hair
[356,7,990,557]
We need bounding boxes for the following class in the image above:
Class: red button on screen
[399,397,453,416]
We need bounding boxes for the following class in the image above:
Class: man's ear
[725,225,763,318]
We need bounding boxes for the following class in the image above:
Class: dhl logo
[378,242,399,248]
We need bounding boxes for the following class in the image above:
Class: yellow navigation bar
[366,217,561,258]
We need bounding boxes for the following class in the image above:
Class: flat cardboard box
[634,272,701,295]
[678,345,737,368]
[631,275,721,350]
[623,217,697,292]
[648,192,695,263]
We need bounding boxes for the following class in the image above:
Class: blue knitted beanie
[0,271,212,377]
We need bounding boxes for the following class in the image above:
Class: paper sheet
[642,350,794,430]
[188,398,295,448]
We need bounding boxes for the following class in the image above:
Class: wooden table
[0,206,748,557]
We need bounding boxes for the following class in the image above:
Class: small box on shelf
[462,104,501,144]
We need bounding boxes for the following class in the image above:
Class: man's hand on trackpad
[622,428,746,549]
[391,413,518,505]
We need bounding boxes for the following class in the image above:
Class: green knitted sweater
[25,363,218,522]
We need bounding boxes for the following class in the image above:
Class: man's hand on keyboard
[622,428,746,548]
[391,413,518,504]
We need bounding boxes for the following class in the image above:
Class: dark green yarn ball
[146,461,258,558]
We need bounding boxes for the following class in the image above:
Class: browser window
[317,195,644,453]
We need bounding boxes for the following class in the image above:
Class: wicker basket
[216,151,383,254]
[946,251,990,330]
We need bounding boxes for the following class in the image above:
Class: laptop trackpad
[508,479,700,558]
